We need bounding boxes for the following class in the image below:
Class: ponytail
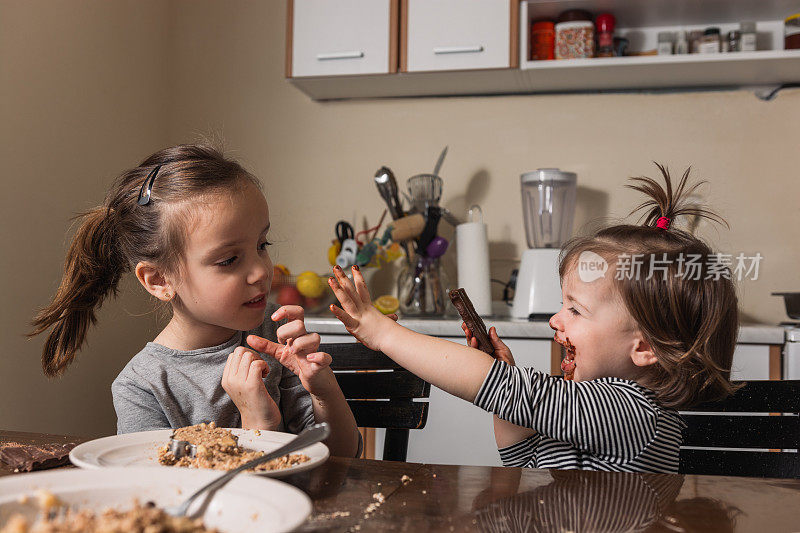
[29,143,261,377]
[29,206,126,376]
[626,163,728,230]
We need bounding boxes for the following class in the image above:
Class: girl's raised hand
[328,265,392,351]
[221,346,283,430]
[246,305,338,397]
[462,324,516,366]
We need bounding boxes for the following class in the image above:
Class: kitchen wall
[0,1,172,436]
[167,0,800,326]
[2,0,799,435]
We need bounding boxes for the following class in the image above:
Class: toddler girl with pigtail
[329,164,737,472]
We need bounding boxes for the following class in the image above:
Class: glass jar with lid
[698,27,721,53]
[786,14,800,50]
[554,9,594,59]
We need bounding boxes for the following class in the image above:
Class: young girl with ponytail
[328,164,738,473]
[30,144,360,457]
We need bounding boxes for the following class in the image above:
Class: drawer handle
[316,51,365,61]
[433,45,484,55]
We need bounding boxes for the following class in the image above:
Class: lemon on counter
[374,295,399,315]
[327,242,341,266]
[296,271,326,299]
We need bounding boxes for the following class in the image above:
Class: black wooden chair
[679,380,800,478]
[322,342,431,462]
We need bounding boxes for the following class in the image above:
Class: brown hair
[29,144,261,376]
[560,164,739,408]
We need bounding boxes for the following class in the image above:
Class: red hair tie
[656,216,671,230]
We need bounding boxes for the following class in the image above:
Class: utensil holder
[397,255,449,316]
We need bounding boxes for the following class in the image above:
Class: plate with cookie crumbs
[69,423,329,478]
[0,467,311,532]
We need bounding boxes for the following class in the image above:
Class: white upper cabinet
[403,0,516,72]
[288,0,398,77]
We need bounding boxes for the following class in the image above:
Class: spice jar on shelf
[726,30,741,52]
[698,27,721,53]
[675,30,689,54]
[555,9,595,59]
[530,20,555,60]
[688,30,703,53]
[740,21,757,51]
[785,14,800,50]
[595,13,615,57]
[657,32,674,55]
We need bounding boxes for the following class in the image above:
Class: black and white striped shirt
[474,360,685,473]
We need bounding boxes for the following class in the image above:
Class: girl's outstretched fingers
[351,265,372,304]
[329,268,362,316]
[329,303,359,330]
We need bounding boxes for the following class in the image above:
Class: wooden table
[3,431,800,532]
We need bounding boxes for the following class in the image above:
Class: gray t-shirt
[112,304,315,435]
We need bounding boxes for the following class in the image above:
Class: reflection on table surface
[283,457,799,532]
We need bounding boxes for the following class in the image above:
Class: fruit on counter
[276,286,304,306]
[328,242,341,266]
[374,295,399,315]
[271,264,291,290]
[304,297,321,309]
[296,271,325,299]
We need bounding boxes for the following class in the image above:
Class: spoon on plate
[165,423,330,517]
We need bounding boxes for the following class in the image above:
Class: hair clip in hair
[137,164,163,206]
[656,216,671,230]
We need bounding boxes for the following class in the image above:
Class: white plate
[0,467,311,533]
[69,428,329,478]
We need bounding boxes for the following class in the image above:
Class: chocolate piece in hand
[449,288,495,356]
[0,442,76,472]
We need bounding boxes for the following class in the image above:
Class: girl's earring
[164,292,172,301]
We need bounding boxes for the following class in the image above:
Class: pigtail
[627,163,729,230]
[29,206,127,376]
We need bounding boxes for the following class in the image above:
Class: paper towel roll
[456,213,492,316]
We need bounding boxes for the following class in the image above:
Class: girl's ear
[135,261,174,301]
[631,331,658,367]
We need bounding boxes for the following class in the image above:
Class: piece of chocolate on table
[0,442,76,472]
[449,288,494,356]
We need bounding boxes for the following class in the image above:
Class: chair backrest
[679,380,800,478]
[322,342,431,462]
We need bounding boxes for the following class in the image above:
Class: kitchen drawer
[288,0,398,77]
[403,0,516,72]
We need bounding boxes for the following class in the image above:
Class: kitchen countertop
[305,305,786,344]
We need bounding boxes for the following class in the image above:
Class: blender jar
[520,169,577,249]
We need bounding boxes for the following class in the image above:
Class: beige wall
[168,0,799,326]
[0,1,172,435]
[3,1,799,435]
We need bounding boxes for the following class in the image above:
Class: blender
[511,169,577,320]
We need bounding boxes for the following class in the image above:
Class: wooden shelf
[289,50,800,100]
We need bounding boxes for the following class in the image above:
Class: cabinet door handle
[433,45,484,55]
[316,51,365,61]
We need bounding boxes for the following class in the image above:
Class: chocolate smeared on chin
[554,334,576,381]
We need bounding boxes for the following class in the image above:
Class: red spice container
[595,13,615,57]
[530,21,555,60]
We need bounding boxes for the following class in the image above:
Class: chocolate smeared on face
[554,334,577,381]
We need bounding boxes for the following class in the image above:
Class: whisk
[407,173,443,213]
